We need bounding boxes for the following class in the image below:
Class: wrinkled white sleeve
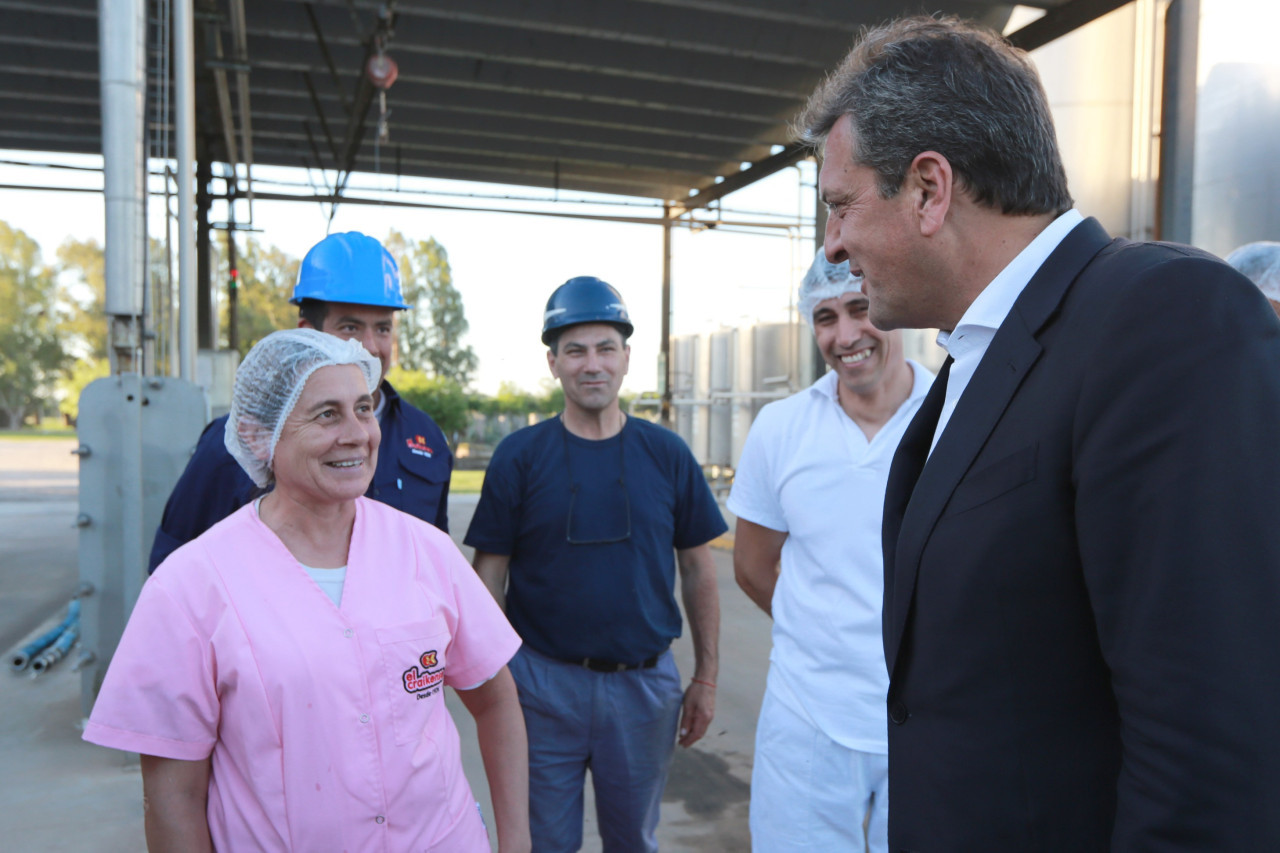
[727,403,788,533]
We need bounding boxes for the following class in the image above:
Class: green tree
[386,367,470,439]
[218,236,299,358]
[488,381,537,416]
[56,237,107,360]
[385,231,477,386]
[534,378,565,416]
[57,356,110,423]
[57,236,194,377]
[52,238,109,419]
[0,222,66,428]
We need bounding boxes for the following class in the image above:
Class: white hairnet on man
[798,249,863,329]
[1226,241,1280,303]
[225,328,381,487]
[729,245,930,853]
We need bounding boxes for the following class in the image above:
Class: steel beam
[303,1,352,116]
[210,27,240,174]
[229,0,255,218]
[275,0,850,70]
[673,142,808,215]
[325,2,397,219]
[243,189,799,232]
[1006,0,1136,51]
[301,71,341,163]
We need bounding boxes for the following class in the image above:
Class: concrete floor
[0,438,770,851]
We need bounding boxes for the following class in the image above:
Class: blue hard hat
[290,232,408,309]
[541,276,634,345]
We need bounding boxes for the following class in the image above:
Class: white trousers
[749,686,889,852]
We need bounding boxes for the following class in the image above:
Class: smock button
[374,815,385,825]
[360,714,370,723]
[344,628,354,638]
[889,699,909,725]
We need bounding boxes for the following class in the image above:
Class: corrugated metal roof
[0,0,1123,203]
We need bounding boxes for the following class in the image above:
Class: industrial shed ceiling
[0,0,1131,205]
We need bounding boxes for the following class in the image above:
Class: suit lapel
[884,218,1114,674]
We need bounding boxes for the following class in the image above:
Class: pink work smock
[83,497,521,852]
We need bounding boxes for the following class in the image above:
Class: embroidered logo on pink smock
[402,650,444,695]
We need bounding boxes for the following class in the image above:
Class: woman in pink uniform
[84,329,530,853]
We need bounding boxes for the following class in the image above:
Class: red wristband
[691,678,717,689]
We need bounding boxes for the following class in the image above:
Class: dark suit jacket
[882,218,1280,851]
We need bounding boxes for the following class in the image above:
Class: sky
[0,151,817,396]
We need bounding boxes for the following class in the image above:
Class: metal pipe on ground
[30,622,81,675]
[8,600,81,672]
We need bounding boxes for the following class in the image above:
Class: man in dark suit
[796,15,1280,851]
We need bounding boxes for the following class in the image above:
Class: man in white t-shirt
[727,249,931,852]
[1226,241,1280,318]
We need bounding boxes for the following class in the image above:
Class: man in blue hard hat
[465,277,727,853]
[147,231,452,572]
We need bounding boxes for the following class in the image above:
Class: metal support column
[82,0,210,715]
[810,180,828,382]
[196,142,214,349]
[99,0,147,374]
[813,177,828,258]
[660,204,673,427]
[175,0,196,380]
[226,197,239,354]
[1157,0,1199,244]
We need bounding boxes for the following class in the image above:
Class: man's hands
[676,543,720,748]
[678,679,716,747]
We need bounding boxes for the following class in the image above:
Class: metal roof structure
[2,0,1131,208]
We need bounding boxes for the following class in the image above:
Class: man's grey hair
[1225,241,1280,302]
[795,15,1072,216]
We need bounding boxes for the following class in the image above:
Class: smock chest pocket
[378,618,451,746]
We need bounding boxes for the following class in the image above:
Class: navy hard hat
[541,276,634,345]
[291,231,409,309]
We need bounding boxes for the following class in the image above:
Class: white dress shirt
[931,209,1084,452]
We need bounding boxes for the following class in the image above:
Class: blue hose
[9,599,81,672]
[31,622,81,673]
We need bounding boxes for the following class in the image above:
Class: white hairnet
[1225,241,1280,302]
[225,328,382,487]
[798,249,863,330]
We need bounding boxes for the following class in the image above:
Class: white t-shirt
[728,361,932,751]
[255,498,349,607]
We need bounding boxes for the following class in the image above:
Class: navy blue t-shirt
[148,381,452,572]
[464,416,727,662]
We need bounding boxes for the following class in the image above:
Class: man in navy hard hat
[465,277,727,852]
[147,231,453,572]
